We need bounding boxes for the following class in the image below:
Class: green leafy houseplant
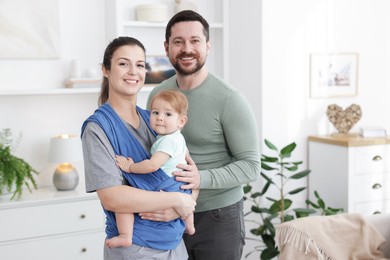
[0,129,38,200]
[243,139,343,259]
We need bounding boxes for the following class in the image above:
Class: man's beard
[172,54,205,76]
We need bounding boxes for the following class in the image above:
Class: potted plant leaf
[243,139,343,259]
[0,128,38,200]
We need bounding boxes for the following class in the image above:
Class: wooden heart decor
[326,104,362,134]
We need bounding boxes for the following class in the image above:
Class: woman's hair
[165,10,209,43]
[150,90,188,116]
[98,36,146,106]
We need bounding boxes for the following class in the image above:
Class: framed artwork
[310,53,358,98]
[145,55,175,85]
[0,0,60,59]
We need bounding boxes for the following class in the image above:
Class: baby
[107,89,197,248]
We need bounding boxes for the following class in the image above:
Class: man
[146,10,261,260]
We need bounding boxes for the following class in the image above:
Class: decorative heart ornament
[326,104,362,134]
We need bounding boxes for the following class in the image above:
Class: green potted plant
[0,128,38,200]
[243,139,343,260]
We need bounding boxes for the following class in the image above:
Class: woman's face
[103,45,146,98]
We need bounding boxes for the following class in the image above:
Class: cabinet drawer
[0,199,104,242]
[0,230,105,260]
[354,199,390,215]
[351,145,390,175]
[352,172,390,203]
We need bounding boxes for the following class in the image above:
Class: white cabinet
[105,0,229,80]
[308,135,390,215]
[0,186,106,260]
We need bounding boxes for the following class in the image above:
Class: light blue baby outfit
[151,130,187,177]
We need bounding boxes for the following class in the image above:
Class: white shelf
[0,86,154,96]
[0,87,100,96]
[123,21,166,28]
[122,20,223,29]
[106,0,229,80]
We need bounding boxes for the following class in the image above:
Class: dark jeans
[183,199,245,260]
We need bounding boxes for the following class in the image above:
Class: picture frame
[0,0,60,59]
[309,53,358,98]
[145,55,175,85]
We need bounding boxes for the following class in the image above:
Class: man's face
[165,21,210,76]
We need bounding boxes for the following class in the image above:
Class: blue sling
[81,103,189,250]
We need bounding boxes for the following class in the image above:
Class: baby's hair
[151,90,188,116]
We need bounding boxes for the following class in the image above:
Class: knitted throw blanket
[275,213,387,260]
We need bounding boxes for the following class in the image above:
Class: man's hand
[173,155,201,190]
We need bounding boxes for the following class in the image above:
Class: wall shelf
[0,88,100,96]
[122,20,223,29]
[0,86,154,96]
[105,0,229,80]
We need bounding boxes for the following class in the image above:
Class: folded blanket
[275,213,388,260]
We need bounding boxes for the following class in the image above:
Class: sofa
[275,213,390,259]
[366,213,390,258]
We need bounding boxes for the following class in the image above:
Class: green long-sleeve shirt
[147,73,261,212]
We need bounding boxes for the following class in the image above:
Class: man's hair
[150,90,188,116]
[165,10,210,43]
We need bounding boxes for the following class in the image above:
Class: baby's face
[150,99,186,135]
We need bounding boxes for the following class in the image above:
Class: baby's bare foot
[106,235,132,248]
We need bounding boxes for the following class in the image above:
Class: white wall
[262,0,390,192]
[231,1,390,258]
[251,3,390,257]
[0,0,106,90]
[228,1,262,259]
[229,0,262,139]
[0,0,106,187]
[263,0,390,145]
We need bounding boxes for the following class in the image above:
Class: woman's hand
[139,191,195,221]
[173,155,201,190]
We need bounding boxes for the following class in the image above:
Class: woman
[81,36,195,260]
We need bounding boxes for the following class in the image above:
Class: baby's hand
[115,155,134,173]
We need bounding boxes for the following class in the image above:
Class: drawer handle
[372,155,382,161]
[80,214,86,219]
[373,211,382,215]
[372,183,382,189]
[81,248,87,253]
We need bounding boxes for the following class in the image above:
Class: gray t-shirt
[82,116,188,260]
[83,115,155,191]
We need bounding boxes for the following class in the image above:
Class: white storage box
[135,4,169,22]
